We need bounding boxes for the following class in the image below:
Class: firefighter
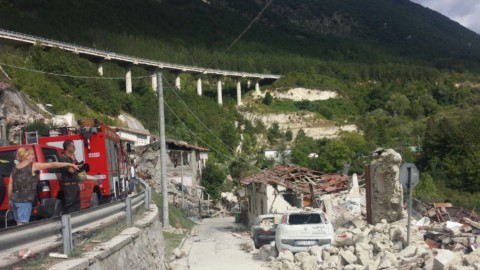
[59,140,83,214]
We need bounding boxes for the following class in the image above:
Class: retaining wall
[49,204,167,270]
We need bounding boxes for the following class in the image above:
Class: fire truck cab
[38,119,131,203]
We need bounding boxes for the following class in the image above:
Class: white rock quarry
[243,87,358,140]
[253,88,338,101]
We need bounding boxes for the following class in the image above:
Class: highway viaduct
[0,28,281,106]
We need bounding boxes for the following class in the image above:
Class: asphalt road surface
[171,217,269,270]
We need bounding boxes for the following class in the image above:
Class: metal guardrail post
[126,197,132,226]
[148,187,152,205]
[61,215,73,257]
[144,188,149,210]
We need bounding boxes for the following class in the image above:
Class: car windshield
[288,213,322,224]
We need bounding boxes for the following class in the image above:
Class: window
[288,213,321,224]
[42,148,60,173]
[0,150,17,176]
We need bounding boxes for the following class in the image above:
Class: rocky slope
[243,88,358,140]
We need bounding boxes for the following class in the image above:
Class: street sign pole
[407,167,412,246]
[399,162,420,247]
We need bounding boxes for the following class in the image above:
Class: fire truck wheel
[90,193,99,208]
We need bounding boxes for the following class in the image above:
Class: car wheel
[90,192,99,208]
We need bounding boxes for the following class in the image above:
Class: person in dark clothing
[59,140,84,214]
[8,147,79,225]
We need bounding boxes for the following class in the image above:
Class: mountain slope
[0,0,479,70]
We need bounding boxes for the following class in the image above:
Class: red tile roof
[240,165,349,194]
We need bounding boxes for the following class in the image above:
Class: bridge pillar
[236,80,242,106]
[175,75,181,90]
[151,72,158,91]
[97,62,103,76]
[197,78,202,96]
[217,79,223,105]
[255,81,260,94]
[126,68,132,94]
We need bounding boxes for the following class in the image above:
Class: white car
[275,208,335,253]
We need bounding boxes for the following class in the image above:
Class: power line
[162,75,263,172]
[189,0,274,82]
[0,62,151,80]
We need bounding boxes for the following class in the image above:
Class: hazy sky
[410,0,480,34]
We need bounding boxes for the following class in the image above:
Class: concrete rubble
[241,149,480,269]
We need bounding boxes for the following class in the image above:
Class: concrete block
[356,250,371,266]
[278,250,294,262]
[399,245,417,258]
[300,256,317,270]
[294,251,309,263]
[281,260,296,270]
[327,255,340,268]
[433,249,461,270]
[450,266,475,270]
[340,249,358,265]
[464,250,480,266]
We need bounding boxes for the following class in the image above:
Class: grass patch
[163,232,187,259]
[152,189,195,230]
[151,189,195,259]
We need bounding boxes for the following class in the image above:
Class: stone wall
[369,149,405,224]
[49,204,168,270]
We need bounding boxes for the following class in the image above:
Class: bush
[263,92,273,105]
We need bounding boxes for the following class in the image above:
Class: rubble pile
[253,214,480,269]
[245,149,480,269]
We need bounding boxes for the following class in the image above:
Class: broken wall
[246,184,295,227]
[368,149,405,224]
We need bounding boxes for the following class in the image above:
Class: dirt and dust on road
[169,217,269,270]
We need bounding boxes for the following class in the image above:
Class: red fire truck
[38,119,131,203]
[0,144,101,222]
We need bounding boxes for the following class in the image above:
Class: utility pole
[157,72,169,227]
[180,152,184,210]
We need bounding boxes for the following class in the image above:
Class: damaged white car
[275,208,335,253]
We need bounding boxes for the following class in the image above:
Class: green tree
[202,162,227,201]
[285,128,293,142]
[263,92,273,105]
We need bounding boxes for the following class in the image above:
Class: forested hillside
[1,0,480,206]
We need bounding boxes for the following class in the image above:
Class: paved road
[171,217,269,270]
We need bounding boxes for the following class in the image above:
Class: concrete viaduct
[0,28,281,106]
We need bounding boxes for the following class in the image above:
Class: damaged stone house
[135,138,209,194]
[240,165,350,226]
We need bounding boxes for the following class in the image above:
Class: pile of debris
[425,202,478,224]
[247,207,480,269]
[243,149,480,269]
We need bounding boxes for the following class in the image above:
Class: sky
[410,0,480,34]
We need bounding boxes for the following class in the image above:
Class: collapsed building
[239,148,480,269]
[239,165,350,227]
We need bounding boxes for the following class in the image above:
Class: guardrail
[0,28,281,80]
[0,178,152,257]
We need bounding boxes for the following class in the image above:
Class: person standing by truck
[8,147,79,225]
[59,140,84,214]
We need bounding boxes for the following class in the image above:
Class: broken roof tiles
[240,165,350,194]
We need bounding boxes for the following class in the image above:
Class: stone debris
[244,149,480,269]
